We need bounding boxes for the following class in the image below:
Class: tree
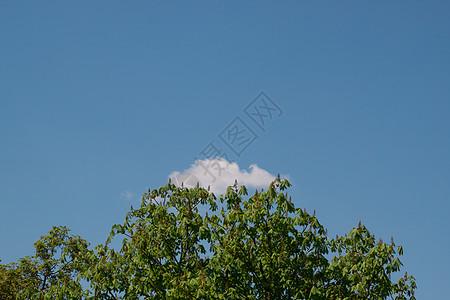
[1,178,416,299]
[0,226,89,299]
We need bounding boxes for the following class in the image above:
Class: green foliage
[0,226,90,299]
[1,179,416,299]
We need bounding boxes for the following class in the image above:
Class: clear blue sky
[1,1,449,298]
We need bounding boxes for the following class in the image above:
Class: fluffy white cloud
[168,158,277,195]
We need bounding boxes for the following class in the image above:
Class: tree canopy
[0,178,416,299]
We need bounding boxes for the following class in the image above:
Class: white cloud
[120,190,135,201]
[168,158,277,195]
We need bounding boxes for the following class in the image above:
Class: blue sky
[1,1,449,298]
